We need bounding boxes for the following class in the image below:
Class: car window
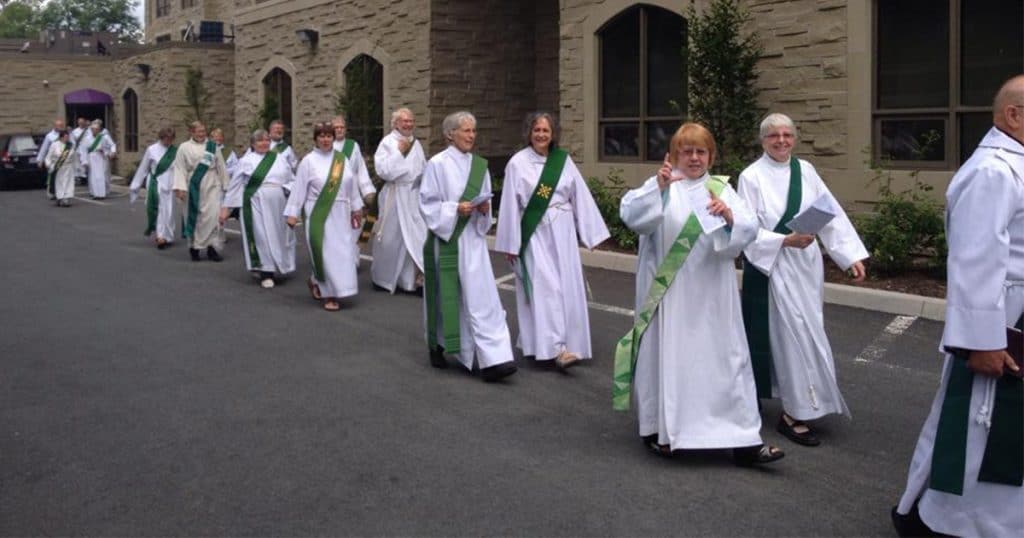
[10,135,39,153]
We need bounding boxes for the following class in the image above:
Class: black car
[0,133,47,190]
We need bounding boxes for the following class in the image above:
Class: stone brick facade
[146,0,235,43]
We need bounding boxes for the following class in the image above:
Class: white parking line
[854,315,917,365]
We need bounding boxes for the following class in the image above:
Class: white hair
[90,119,103,128]
[759,113,797,139]
[442,111,476,141]
[249,129,270,146]
[390,107,414,129]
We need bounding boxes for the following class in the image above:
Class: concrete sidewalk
[486,236,947,322]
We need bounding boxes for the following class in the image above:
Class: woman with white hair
[130,127,178,248]
[495,112,610,370]
[738,112,869,446]
[222,129,297,288]
[78,119,116,199]
[371,107,428,293]
[419,111,516,382]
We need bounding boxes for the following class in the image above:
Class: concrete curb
[486,235,946,322]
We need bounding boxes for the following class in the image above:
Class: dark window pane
[343,55,384,152]
[961,0,1024,106]
[959,112,991,163]
[600,8,640,117]
[877,0,949,109]
[645,120,679,161]
[879,118,946,161]
[601,123,640,157]
[646,9,686,117]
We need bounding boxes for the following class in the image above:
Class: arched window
[262,68,293,138]
[340,54,384,150]
[598,5,687,161]
[123,88,139,152]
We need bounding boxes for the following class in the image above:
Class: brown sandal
[308,277,323,301]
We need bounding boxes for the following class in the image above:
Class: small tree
[248,94,279,134]
[685,0,763,180]
[182,67,209,126]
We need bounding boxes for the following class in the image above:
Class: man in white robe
[129,127,179,248]
[78,120,116,199]
[69,117,89,184]
[420,111,516,382]
[332,114,377,268]
[44,130,75,206]
[371,107,428,293]
[36,118,63,199]
[268,120,298,171]
[893,74,1024,538]
[738,113,868,446]
[172,121,229,262]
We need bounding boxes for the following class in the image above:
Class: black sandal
[641,434,673,458]
[777,413,821,446]
[733,444,785,466]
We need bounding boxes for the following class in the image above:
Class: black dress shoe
[207,246,223,262]
[480,361,517,382]
[190,248,201,261]
[429,346,448,369]
[891,505,943,537]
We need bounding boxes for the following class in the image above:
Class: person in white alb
[78,119,116,199]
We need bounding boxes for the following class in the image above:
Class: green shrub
[855,153,946,275]
[586,168,637,251]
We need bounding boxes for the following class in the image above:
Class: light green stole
[611,176,729,411]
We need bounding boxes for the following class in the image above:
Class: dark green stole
[424,154,488,354]
[338,138,355,159]
[612,176,729,410]
[144,145,178,236]
[273,141,290,154]
[308,151,347,282]
[930,315,1024,495]
[241,152,278,268]
[87,132,105,153]
[183,139,217,239]
[74,128,87,149]
[517,148,568,302]
[47,144,71,193]
[741,157,803,398]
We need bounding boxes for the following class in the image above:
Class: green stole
[930,315,1024,495]
[74,128,87,149]
[517,148,568,302]
[308,151,347,282]
[144,145,178,236]
[183,139,217,239]
[87,132,105,153]
[47,144,71,193]
[242,152,278,268]
[612,176,729,411]
[741,157,802,398]
[338,138,355,159]
[423,154,488,354]
[273,141,290,154]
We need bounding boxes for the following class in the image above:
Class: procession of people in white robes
[371,109,428,293]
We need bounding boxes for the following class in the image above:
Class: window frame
[262,68,293,141]
[181,0,197,8]
[597,5,686,163]
[872,0,1023,170]
[342,54,384,153]
[155,0,171,18]
[123,89,139,153]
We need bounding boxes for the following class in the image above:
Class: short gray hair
[442,111,476,142]
[759,113,797,139]
[250,129,270,146]
[390,107,414,129]
[91,119,103,128]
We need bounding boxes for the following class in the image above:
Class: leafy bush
[586,168,637,251]
[855,152,946,275]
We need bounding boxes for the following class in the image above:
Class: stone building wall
[429,0,559,162]
[232,0,432,157]
[146,0,237,43]
[0,55,114,134]
[111,43,236,172]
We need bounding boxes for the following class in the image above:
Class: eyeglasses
[678,147,709,157]
[764,132,795,140]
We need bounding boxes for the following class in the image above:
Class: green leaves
[0,0,141,42]
[586,168,637,251]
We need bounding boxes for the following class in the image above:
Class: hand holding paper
[685,183,727,234]
[785,192,837,235]
[468,192,493,207]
